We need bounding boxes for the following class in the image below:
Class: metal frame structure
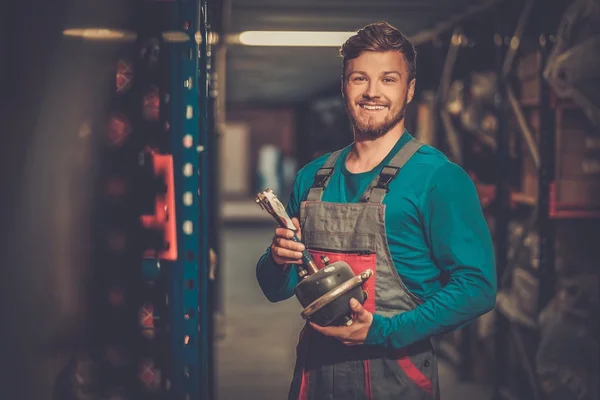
[90,0,215,398]
[58,0,219,398]
[491,24,553,398]
[167,0,212,398]
[431,1,572,397]
[491,2,545,399]
[491,0,590,398]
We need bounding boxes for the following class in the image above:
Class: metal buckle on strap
[375,166,399,191]
[312,167,334,188]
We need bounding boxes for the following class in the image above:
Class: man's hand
[270,217,305,266]
[309,298,373,346]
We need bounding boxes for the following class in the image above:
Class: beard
[345,96,407,139]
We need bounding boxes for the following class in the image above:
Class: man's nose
[363,81,381,99]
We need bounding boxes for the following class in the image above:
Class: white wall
[220,122,250,197]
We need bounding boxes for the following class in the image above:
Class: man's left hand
[309,298,373,346]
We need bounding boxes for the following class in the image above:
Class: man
[256,21,497,400]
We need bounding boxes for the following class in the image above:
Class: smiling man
[256,21,497,400]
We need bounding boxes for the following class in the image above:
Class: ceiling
[224,0,503,105]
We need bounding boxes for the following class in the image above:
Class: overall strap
[360,138,424,203]
[306,148,346,202]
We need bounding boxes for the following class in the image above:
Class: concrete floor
[215,224,493,400]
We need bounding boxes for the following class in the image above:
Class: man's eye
[353,77,366,82]
[383,78,395,83]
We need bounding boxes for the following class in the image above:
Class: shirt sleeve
[255,172,303,303]
[365,162,497,349]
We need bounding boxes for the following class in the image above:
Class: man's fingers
[292,217,302,240]
[349,298,373,324]
[282,259,304,265]
[274,238,305,252]
[274,220,301,241]
[309,322,345,338]
[275,227,295,239]
[350,298,366,315]
[271,245,304,260]
[350,298,362,312]
[309,322,328,335]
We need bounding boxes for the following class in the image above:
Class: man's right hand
[270,217,305,266]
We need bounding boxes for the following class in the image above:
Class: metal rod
[439,27,463,101]
[440,109,463,164]
[537,33,556,313]
[436,27,464,164]
[502,0,535,77]
[198,1,211,398]
[502,205,539,287]
[294,237,319,275]
[507,85,541,169]
[492,32,511,400]
[305,260,319,275]
[457,324,473,381]
[510,326,542,400]
[468,128,497,151]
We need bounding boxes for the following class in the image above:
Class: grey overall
[289,138,440,400]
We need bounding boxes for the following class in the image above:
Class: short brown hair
[340,21,417,82]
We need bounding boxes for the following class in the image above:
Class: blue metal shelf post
[168,0,211,398]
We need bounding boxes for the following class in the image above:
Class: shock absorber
[256,188,373,327]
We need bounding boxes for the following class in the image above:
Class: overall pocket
[304,230,378,313]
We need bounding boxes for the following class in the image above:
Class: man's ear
[340,76,345,99]
[407,78,416,104]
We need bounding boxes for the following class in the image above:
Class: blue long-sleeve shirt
[256,132,497,349]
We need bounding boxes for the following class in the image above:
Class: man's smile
[358,103,388,112]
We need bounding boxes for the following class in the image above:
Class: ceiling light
[63,28,137,42]
[162,31,191,43]
[235,31,354,47]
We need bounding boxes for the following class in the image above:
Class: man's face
[343,50,415,138]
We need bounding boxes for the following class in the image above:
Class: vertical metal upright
[198,1,212,399]
[492,31,511,400]
[203,3,220,399]
[536,33,556,313]
[167,0,211,398]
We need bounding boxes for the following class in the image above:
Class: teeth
[361,104,385,110]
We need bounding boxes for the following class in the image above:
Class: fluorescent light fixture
[63,28,137,42]
[195,32,220,45]
[162,31,191,43]
[236,31,354,47]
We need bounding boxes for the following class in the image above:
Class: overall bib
[289,138,440,400]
